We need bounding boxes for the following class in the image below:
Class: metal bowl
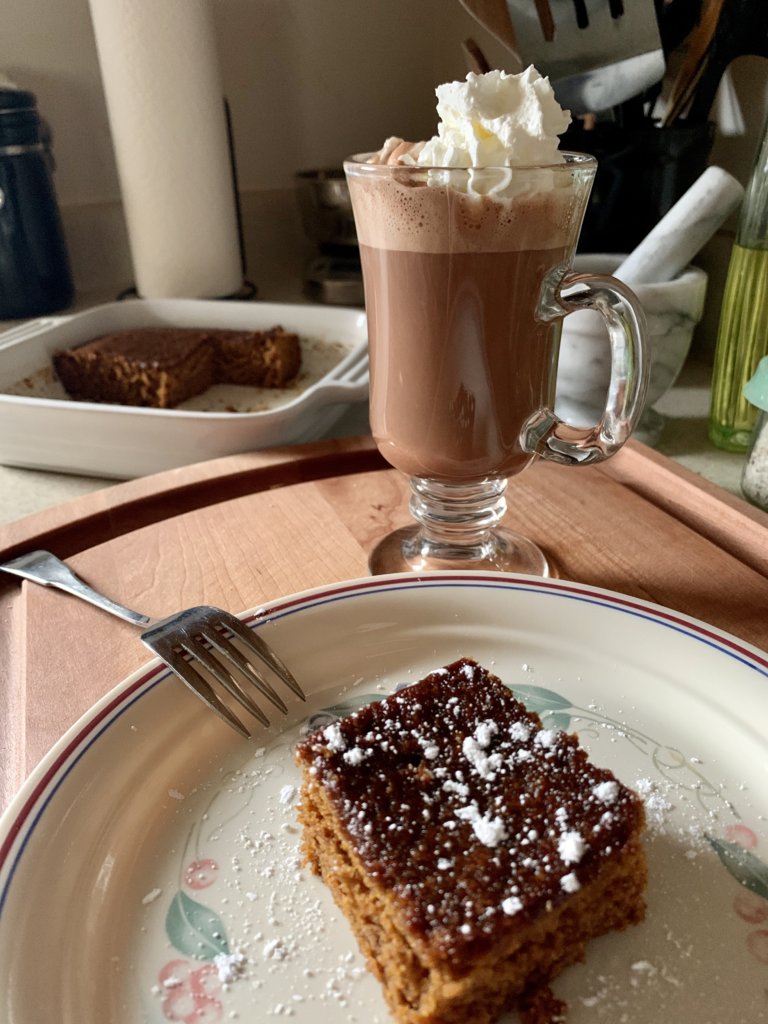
[295,168,358,248]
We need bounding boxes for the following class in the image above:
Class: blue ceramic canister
[0,88,74,319]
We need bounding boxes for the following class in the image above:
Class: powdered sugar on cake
[299,657,646,958]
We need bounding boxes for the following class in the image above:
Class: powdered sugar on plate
[131,674,766,1024]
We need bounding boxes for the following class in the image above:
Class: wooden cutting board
[1,435,767,812]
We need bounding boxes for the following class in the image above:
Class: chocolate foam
[346,167,582,254]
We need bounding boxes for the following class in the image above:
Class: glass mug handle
[522,272,649,465]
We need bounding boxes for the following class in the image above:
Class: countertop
[0,351,749,527]
[0,266,752,525]
[653,355,747,495]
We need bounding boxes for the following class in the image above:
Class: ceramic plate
[0,299,368,478]
[1,572,767,1023]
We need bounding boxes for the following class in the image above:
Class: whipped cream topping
[370,67,570,171]
[418,67,570,168]
[365,68,572,198]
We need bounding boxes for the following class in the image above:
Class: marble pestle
[615,166,745,287]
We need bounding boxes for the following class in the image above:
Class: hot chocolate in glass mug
[344,76,648,577]
[346,72,651,581]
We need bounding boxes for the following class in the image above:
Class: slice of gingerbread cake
[214,326,301,388]
[53,327,214,408]
[294,658,646,1024]
[52,325,301,408]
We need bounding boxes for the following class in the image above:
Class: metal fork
[0,550,304,739]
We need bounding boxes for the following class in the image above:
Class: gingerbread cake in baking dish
[52,325,301,408]
[294,658,647,1024]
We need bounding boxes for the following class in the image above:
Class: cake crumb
[519,983,568,1024]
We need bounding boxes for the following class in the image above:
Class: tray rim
[0,298,369,420]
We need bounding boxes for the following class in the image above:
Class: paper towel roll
[89,0,243,298]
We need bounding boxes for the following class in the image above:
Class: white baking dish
[0,298,369,479]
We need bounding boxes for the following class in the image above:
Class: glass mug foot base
[368,525,551,577]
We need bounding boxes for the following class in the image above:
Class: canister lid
[0,87,36,113]
[744,356,768,413]
[0,88,42,148]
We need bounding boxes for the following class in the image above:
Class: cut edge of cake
[52,325,302,408]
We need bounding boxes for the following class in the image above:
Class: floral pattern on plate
[3,573,768,1022]
[149,676,768,1022]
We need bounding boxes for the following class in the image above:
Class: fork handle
[0,550,152,627]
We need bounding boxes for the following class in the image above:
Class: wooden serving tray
[1,435,767,811]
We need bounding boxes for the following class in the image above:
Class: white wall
[2,0,508,206]
[1,0,766,330]
[0,0,513,291]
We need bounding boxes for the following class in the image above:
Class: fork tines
[141,606,304,739]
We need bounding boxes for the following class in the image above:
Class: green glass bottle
[709,114,768,452]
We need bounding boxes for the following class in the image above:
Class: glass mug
[344,154,649,576]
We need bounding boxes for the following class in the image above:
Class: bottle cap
[743,356,768,413]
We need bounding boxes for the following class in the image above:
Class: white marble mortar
[555,254,708,445]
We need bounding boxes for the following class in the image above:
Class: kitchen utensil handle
[535,0,556,39]
[0,550,152,626]
[521,274,649,465]
[687,0,768,123]
[462,37,492,74]
[572,0,589,29]
[459,0,524,69]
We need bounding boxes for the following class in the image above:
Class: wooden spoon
[534,0,556,40]
[662,0,725,125]
[685,0,768,122]
[459,0,525,69]
[462,37,493,74]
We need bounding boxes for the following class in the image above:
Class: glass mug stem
[370,477,550,576]
[409,477,507,547]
